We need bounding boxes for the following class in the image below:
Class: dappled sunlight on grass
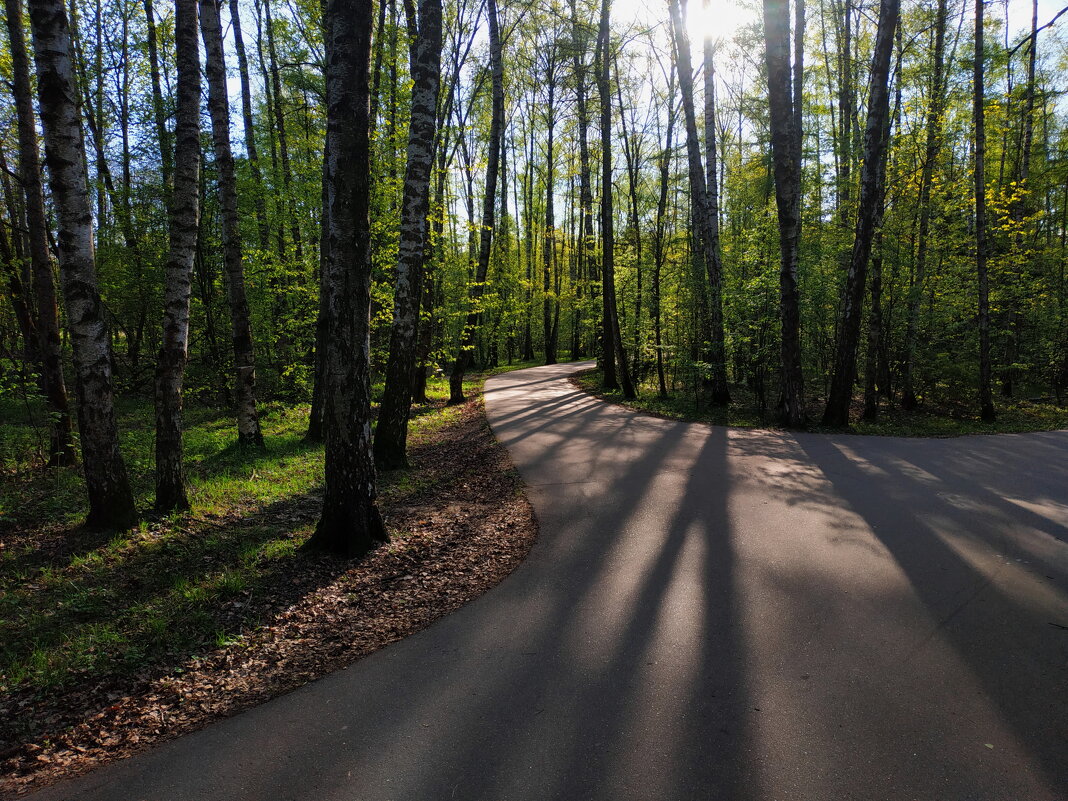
[0,374,494,700]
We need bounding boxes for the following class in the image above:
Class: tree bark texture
[154,0,201,512]
[199,0,265,448]
[373,0,443,469]
[28,0,137,528]
[308,0,387,556]
[6,0,75,466]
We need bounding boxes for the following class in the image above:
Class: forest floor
[0,369,538,797]
[573,367,1068,436]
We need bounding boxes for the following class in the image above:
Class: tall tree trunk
[822,0,899,427]
[543,43,559,366]
[264,0,303,261]
[974,0,995,421]
[652,66,677,399]
[670,0,728,403]
[28,0,137,528]
[449,0,503,404]
[614,55,643,378]
[154,0,201,512]
[307,139,330,443]
[307,0,387,556]
[143,0,172,187]
[6,0,75,466]
[1002,0,1039,398]
[901,0,947,411]
[702,7,729,403]
[763,0,805,426]
[374,0,443,469]
[570,0,593,362]
[862,226,885,421]
[230,0,271,252]
[200,0,265,448]
[597,0,635,399]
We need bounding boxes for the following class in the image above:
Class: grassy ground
[0,364,535,704]
[574,368,1068,437]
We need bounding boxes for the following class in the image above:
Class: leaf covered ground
[0,375,536,797]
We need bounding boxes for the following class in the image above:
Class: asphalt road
[27,362,1068,800]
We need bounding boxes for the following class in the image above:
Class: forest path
[29,362,1068,800]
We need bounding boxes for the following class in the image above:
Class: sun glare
[613,0,756,44]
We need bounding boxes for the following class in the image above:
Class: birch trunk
[154,0,201,512]
[6,0,75,466]
[374,0,443,469]
[307,0,387,556]
[28,0,137,528]
[199,0,265,448]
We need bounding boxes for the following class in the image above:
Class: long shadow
[795,434,1068,794]
[215,387,727,799]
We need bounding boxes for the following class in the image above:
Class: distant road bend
[28,361,1068,800]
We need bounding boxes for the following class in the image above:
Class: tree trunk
[230,0,271,253]
[374,0,443,469]
[670,0,728,404]
[543,42,559,366]
[307,139,330,443]
[597,0,635,399]
[6,0,75,466]
[449,0,503,404]
[702,7,729,403]
[27,0,137,528]
[263,0,303,261]
[154,0,201,512]
[200,0,265,448]
[570,0,593,362]
[901,0,947,411]
[763,0,805,426]
[652,65,677,399]
[974,0,995,421]
[143,0,172,187]
[307,0,387,557]
[822,0,899,428]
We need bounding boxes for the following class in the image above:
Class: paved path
[28,362,1068,800]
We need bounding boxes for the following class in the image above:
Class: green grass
[0,367,529,700]
[575,368,1068,437]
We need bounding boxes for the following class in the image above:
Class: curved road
[28,362,1068,800]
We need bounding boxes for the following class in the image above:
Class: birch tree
[27,0,137,528]
[154,0,201,511]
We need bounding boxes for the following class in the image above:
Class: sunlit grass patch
[0,370,516,699]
